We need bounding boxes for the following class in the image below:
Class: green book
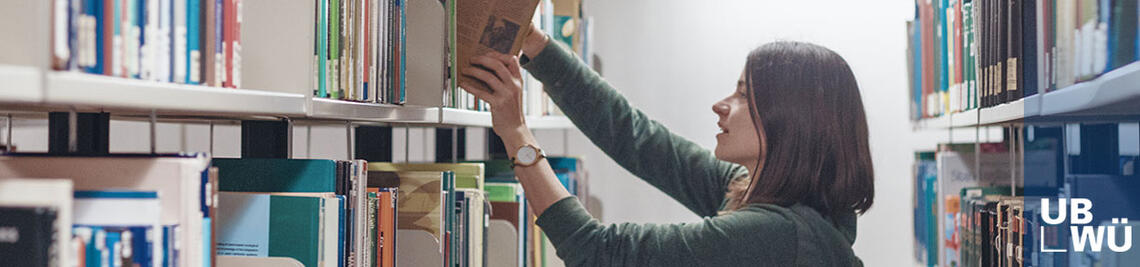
[485,182,521,203]
[330,0,340,99]
[214,158,338,192]
[216,192,330,267]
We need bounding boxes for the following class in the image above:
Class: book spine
[187,0,199,84]
[213,0,223,86]
[173,0,186,83]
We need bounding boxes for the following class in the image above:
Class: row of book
[517,0,594,117]
[309,0,405,103]
[907,0,1140,119]
[50,0,243,88]
[0,153,589,267]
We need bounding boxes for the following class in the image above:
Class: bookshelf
[912,61,1140,130]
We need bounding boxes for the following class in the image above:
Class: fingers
[458,79,495,102]
[496,54,522,79]
[461,66,506,96]
[470,55,513,85]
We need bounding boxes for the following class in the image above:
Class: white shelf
[912,61,1140,131]
[308,98,436,123]
[43,72,308,116]
[0,64,44,103]
[1041,61,1140,117]
[0,69,577,129]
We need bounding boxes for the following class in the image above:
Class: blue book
[398,0,407,103]
[89,0,104,74]
[105,231,121,267]
[187,0,200,84]
[137,0,147,79]
[129,227,154,266]
[214,0,223,85]
[337,195,346,267]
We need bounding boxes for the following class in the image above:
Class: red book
[103,0,114,75]
[363,0,371,100]
[223,0,239,88]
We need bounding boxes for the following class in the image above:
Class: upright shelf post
[47,112,110,155]
[355,125,393,162]
[240,119,293,158]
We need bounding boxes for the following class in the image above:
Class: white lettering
[1042,198,1068,225]
[1071,198,1094,224]
[1072,225,1106,252]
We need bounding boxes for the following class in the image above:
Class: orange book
[379,189,397,267]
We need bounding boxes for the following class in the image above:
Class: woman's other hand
[460,53,530,142]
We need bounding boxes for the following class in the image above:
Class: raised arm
[519,36,745,217]
[535,197,802,266]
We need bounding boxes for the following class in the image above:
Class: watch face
[517,145,538,165]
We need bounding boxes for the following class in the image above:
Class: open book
[457,0,541,93]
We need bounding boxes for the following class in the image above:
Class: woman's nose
[712,102,729,116]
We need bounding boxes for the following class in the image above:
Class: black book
[1007,0,1022,103]
[1022,0,1038,97]
[0,206,58,266]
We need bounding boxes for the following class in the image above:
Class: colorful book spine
[187,0,200,84]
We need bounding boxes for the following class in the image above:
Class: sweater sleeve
[535,197,798,267]
[521,40,746,217]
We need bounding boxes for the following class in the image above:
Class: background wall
[577,0,921,266]
[0,0,924,265]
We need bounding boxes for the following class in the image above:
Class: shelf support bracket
[436,128,466,163]
[355,125,393,162]
[48,111,109,155]
[241,119,293,158]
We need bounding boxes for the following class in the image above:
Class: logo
[1039,198,1132,252]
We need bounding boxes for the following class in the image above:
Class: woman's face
[713,71,764,166]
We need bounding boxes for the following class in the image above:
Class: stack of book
[50,0,243,88]
[907,0,1139,119]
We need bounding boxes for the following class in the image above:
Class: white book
[159,0,173,82]
[173,0,187,83]
[143,0,160,80]
[0,178,74,267]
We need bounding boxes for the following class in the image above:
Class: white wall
[578,0,922,265]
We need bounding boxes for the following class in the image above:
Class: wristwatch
[511,144,546,168]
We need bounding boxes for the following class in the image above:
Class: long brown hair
[728,41,874,217]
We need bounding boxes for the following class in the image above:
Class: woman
[459,25,874,266]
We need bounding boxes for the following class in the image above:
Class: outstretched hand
[459,53,529,142]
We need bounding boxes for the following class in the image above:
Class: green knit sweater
[521,40,864,267]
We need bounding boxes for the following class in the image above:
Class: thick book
[0,206,58,266]
[201,0,216,85]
